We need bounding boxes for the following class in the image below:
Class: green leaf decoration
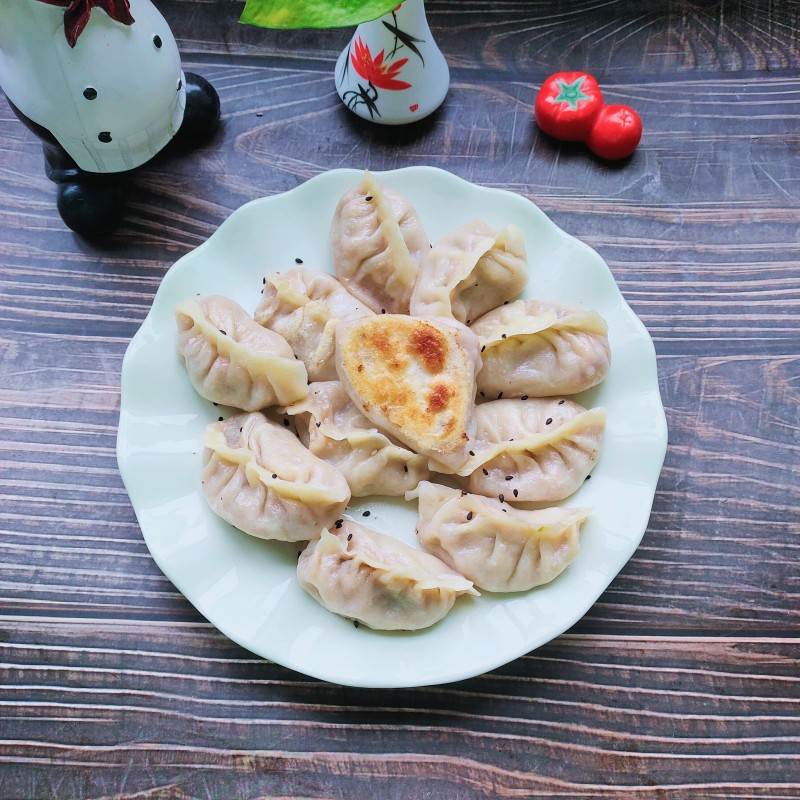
[240,0,402,29]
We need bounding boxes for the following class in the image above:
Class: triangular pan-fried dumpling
[335,314,481,473]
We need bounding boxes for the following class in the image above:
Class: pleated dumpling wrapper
[330,172,430,315]
[254,268,374,382]
[410,220,528,324]
[335,314,482,473]
[201,412,350,542]
[176,295,308,411]
[471,299,610,398]
[408,481,590,592]
[457,398,606,502]
[297,519,478,630]
[283,380,430,497]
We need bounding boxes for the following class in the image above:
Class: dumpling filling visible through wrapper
[297,519,478,630]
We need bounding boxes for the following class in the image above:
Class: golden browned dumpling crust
[335,314,480,472]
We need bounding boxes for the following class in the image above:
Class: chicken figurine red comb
[535,71,642,160]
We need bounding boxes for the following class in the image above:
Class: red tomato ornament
[587,104,642,160]
[535,72,604,142]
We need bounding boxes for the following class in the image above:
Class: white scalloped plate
[117,167,667,688]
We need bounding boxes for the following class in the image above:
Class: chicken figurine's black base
[7,73,220,237]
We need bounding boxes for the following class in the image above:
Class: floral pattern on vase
[335,0,449,125]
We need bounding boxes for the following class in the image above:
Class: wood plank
[0,621,798,798]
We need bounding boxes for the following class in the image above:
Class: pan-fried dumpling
[201,412,350,542]
[330,172,430,314]
[471,299,610,398]
[457,398,606,502]
[176,295,308,411]
[409,221,528,323]
[283,381,430,496]
[335,314,482,473]
[254,268,373,382]
[297,519,478,630]
[408,481,590,592]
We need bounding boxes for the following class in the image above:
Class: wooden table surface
[1,1,799,797]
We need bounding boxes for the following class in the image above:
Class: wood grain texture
[1,0,799,797]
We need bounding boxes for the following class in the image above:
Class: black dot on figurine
[98,131,112,143]
[173,72,221,145]
[57,181,125,237]
[83,87,97,100]
[153,34,162,49]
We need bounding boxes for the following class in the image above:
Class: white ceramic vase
[335,0,449,125]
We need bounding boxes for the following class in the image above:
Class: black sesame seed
[347,532,352,541]
[403,465,408,473]
[502,508,507,513]
[362,510,371,517]
[481,345,486,352]
[505,475,513,481]
[315,422,321,427]
[98,131,112,143]
[585,474,592,480]
[521,395,528,400]
[239,427,243,433]
[365,195,373,201]
[335,519,343,528]
[546,417,553,425]
[498,392,504,399]
[219,329,226,335]
[354,620,359,628]
[283,419,290,426]
[513,489,519,498]
[466,320,471,325]
[469,450,475,456]
[479,391,485,398]
[262,277,266,284]
[256,112,263,117]
[501,334,507,339]
[499,493,505,503]
[153,34,162,48]
[482,468,489,475]
[381,309,386,314]
[295,257,303,264]
[558,399,565,405]
[466,511,473,520]
[503,300,509,305]
[83,87,97,100]
[218,416,223,422]
[213,402,218,406]
[460,490,467,496]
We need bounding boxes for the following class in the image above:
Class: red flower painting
[36,0,135,48]
[350,37,411,91]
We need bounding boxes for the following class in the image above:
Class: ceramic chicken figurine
[0,0,220,235]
